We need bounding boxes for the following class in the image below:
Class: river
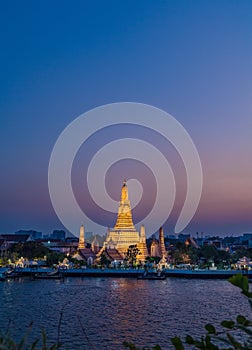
[0,277,249,349]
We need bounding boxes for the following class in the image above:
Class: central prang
[103,180,148,260]
[114,180,135,231]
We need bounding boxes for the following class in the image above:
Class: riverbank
[1,267,251,279]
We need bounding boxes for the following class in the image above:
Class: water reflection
[0,277,249,349]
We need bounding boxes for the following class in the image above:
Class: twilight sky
[1,0,252,237]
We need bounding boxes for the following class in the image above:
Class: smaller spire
[91,235,99,254]
[159,226,166,257]
[140,225,146,243]
[78,224,85,249]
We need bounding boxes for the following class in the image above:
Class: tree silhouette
[125,245,140,267]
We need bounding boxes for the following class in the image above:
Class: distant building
[178,233,190,242]
[65,237,79,243]
[167,234,176,239]
[185,237,199,249]
[0,233,32,244]
[51,230,66,240]
[200,236,224,249]
[38,239,75,254]
[15,230,42,240]
[0,237,8,257]
[236,256,252,269]
[243,233,252,248]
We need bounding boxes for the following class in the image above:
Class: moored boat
[138,274,166,280]
[32,268,64,280]
[3,269,22,279]
[33,274,62,280]
[138,270,166,280]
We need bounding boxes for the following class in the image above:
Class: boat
[137,271,166,280]
[32,268,64,280]
[3,269,22,278]
[33,274,63,280]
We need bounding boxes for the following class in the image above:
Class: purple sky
[1,1,252,237]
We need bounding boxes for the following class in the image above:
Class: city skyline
[1,1,252,236]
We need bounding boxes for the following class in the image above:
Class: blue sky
[1,0,252,236]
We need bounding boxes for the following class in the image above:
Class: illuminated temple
[75,180,167,263]
[103,180,148,261]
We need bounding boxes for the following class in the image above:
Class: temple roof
[79,248,96,260]
[105,248,124,261]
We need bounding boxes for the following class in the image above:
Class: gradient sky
[1,0,252,237]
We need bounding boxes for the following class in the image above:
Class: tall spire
[78,224,85,249]
[137,225,148,260]
[159,226,166,257]
[114,180,135,230]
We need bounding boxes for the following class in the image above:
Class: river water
[0,277,250,349]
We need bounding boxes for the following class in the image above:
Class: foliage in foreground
[0,323,63,350]
[124,274,252,350]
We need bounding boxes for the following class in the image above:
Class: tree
[199,245,218,261]
[9,242,65,267]
[100,252,110,267]
[46,252,65,267]
[125,245,140,267]
[233,248,252,261]
[10,242,50,260]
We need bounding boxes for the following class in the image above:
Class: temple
[103,180,148,261]
[75,180,167,264]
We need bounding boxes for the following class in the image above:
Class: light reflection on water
[0,277,249,349]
